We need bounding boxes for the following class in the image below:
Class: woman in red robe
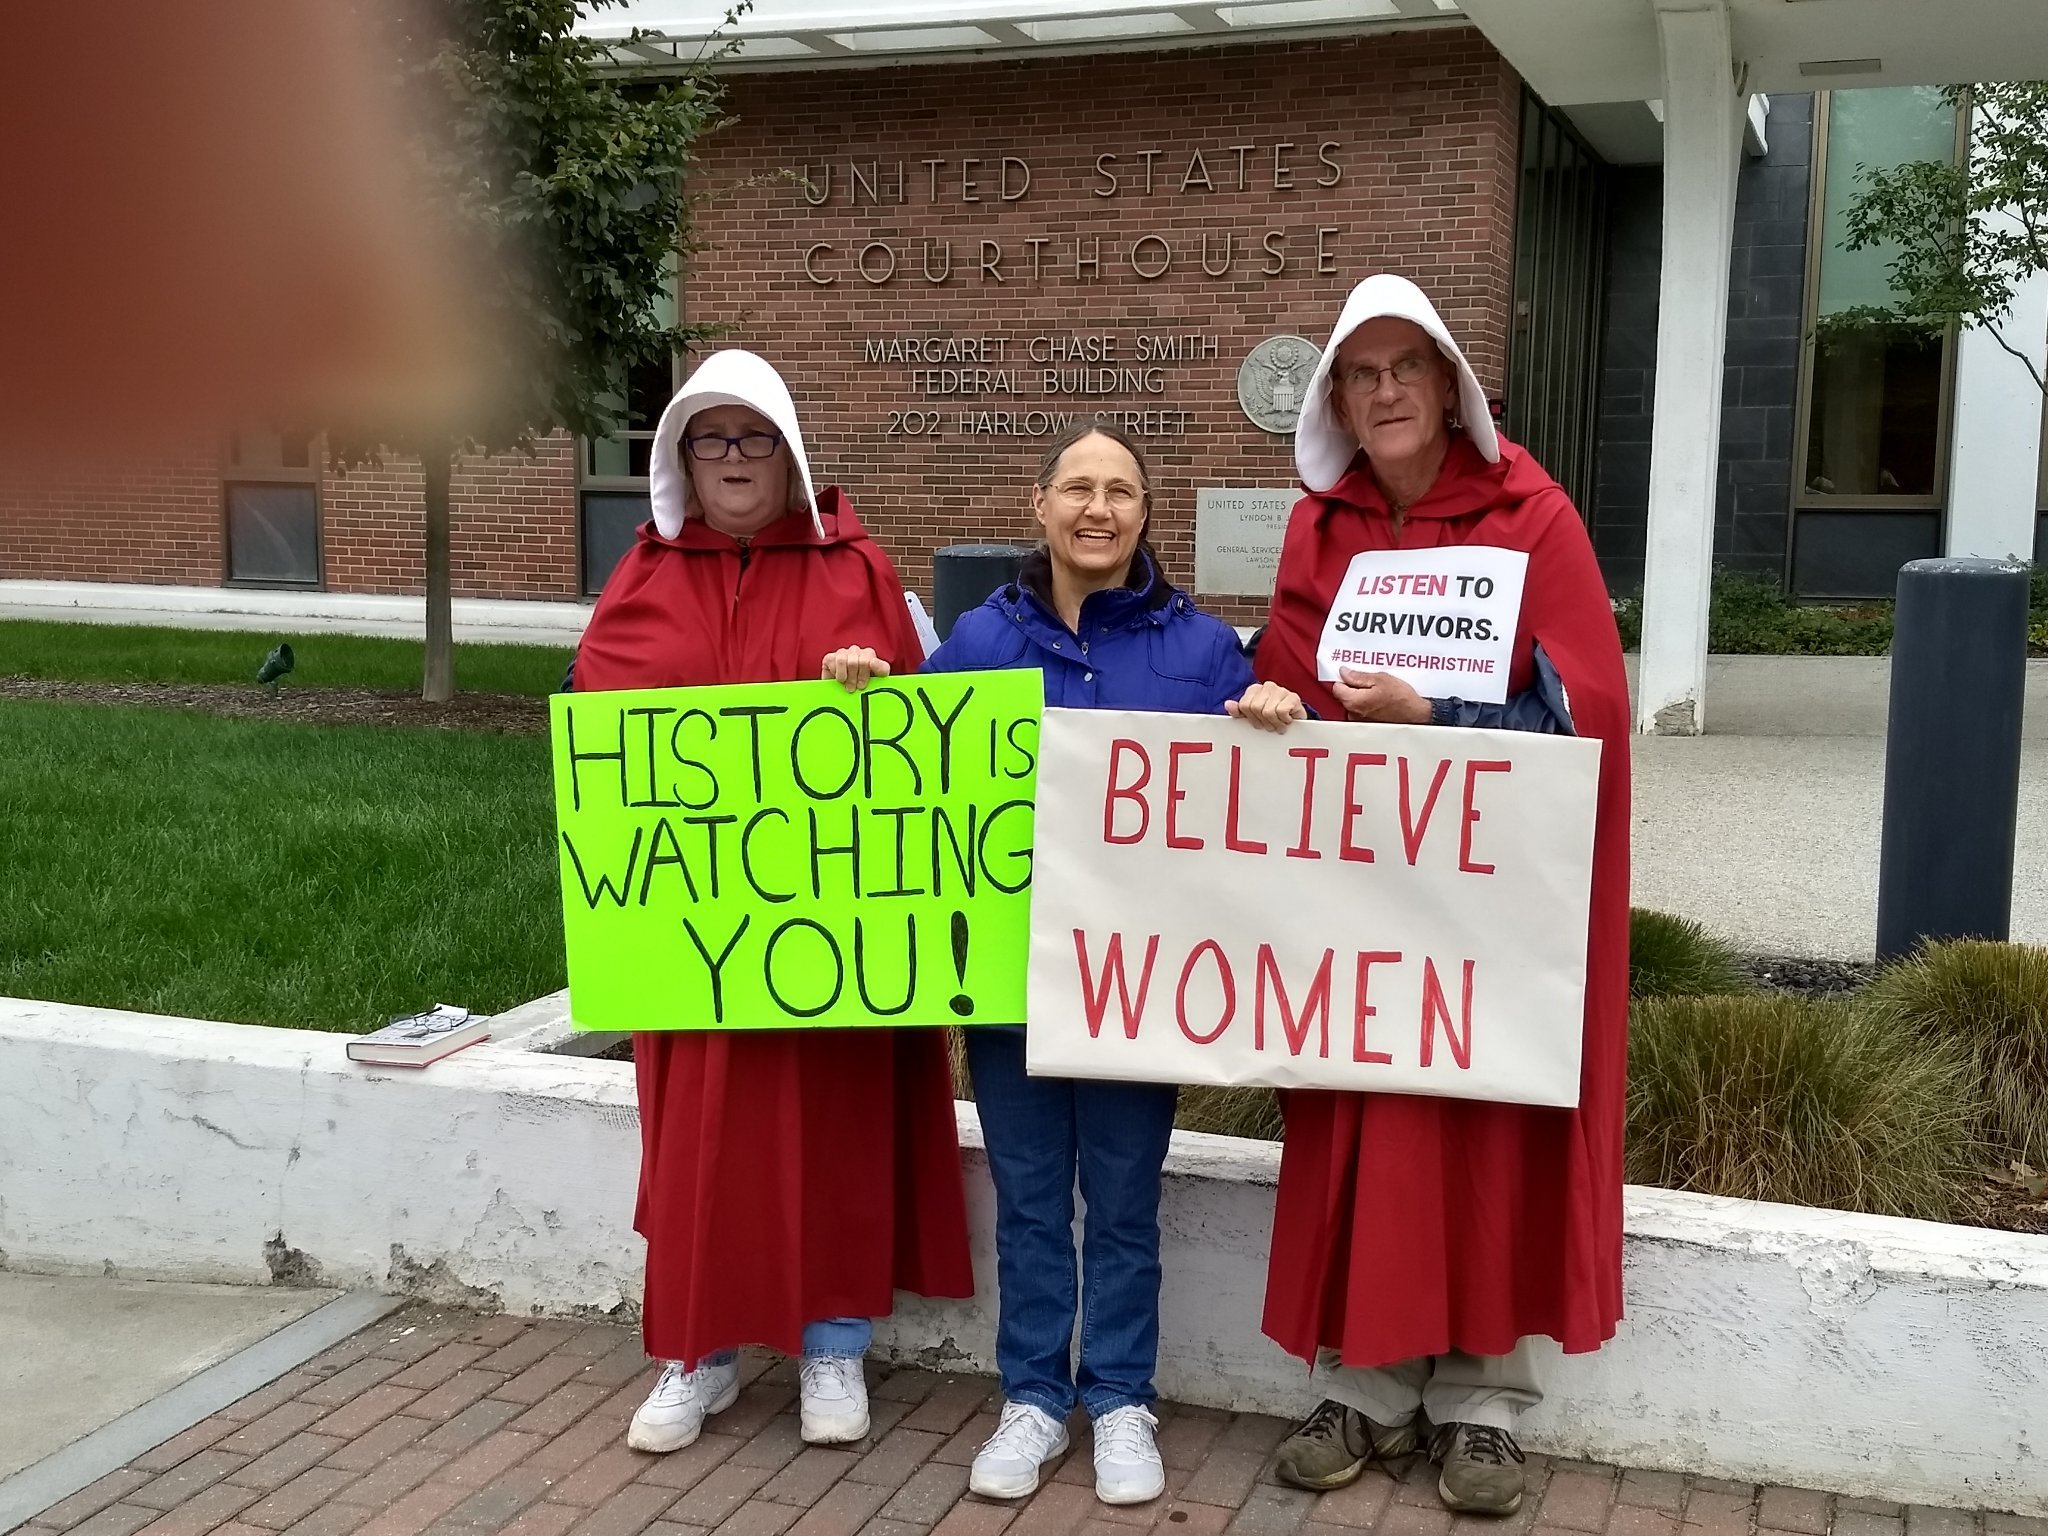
[1253,276,1631,1517]
[570,348,973,1457]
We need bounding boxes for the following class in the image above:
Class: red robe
[1254,435,1631,1367]
[573,490,974,1363]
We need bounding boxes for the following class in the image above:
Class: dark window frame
[221,430,324,590]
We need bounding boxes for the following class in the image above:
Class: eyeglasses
[1335,355,1437,394]
[684,431,784,461]
[1045,479,1144,513]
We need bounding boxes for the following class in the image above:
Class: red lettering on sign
[1166,741,1213,851]
[1073,929,1162,1040]
[1254,945,1334,1058]
[1459,760,1511,874]
[1175,938,1235,1044]
[1340,752,1387,864]
[1287,746,1329,860]
[1352,950,1400,1064]
[1224,744,1268,856]
[1419,956,1475,1070]
[1103,739,1151,845]
[1399,756,1453,865]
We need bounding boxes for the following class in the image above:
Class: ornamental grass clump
[1175,1085,1285,1140]
[1864,941,2048,1167]
[1625,993,1985,1221]
[1629,908,1752,999]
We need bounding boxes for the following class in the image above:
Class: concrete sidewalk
[1628,656,2048,959]
[0,583,587,648]
[6,1303,2036,1536]
[0,1277,338,1482]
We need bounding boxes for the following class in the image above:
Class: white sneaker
[626,1359,741,1453]
[969,1402,1071,1500]
[798,1355,871,1444]
[1091,1405,1165,1505]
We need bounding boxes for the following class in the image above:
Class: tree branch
[1985,322,2048,397]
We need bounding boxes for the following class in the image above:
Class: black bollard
[932,543,1033,641]
[1874,557,2031,962]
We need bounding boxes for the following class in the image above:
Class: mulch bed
[0,676,548,733]
[1744,955,1879,995]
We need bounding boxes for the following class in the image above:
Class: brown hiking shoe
[1430,1422,1526,1515]
[1272,1399,1419,1491]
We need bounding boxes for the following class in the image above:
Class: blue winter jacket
[923,547,1255,715]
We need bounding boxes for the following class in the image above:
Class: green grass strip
[0,620,574,696]
[0,698,565,1032]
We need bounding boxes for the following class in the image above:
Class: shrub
[1175,1085,1284,1140]
[1610,568,1897,656]
[948,1032,1286,1142]
[1707,569,1894,656]
[1630,909,1751,999]
[1863,941,2048,1166]
[1626,993,1986,1221]
[1612,595,1643,651]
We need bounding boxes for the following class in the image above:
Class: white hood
[1294,273,1499,494]
[649,349,822,540]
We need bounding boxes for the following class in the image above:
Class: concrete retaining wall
[3,995,2044,1513]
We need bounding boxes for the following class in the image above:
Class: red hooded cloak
[1253,435,1631,1367]
[573,489,974,1363]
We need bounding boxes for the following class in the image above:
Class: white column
[1636,0,1749,736]
[1946,188,2048,559]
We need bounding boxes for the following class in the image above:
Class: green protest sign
[550,671,1042,1031]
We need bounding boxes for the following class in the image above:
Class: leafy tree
[1835,82,2048,396]
[331,0,734,700]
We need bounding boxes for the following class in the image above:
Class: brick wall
[0,436,578,600]
[0,29,1521,612]
[320,439,580,598]
[0,442,223,585]
[691,29,1524,624]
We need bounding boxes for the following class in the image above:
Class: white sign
[1195,487,1298,596]
[1026,709,1601,1107]
[1316,545,1529,705]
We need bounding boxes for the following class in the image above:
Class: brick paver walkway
[10,1308,2036,1536]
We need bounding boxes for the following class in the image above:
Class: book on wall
[346,1004,490,1067]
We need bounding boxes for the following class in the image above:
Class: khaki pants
[1312,1336,1543,1432]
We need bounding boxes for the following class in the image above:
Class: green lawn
[0,620,574,695]
[0,698,564,1032]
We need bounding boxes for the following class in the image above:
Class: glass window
[581,270,678,593]
[227,484,320,584]
[224,430,320,586]
[1800,88,1961,502]
[582,492,651,596]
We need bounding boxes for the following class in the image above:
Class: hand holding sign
[1223,681,1309,733]
[1331,668,1431,725]
[822,647,891,692]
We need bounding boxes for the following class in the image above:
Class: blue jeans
[964,1024,1179,1420]
[698,1316,870,1370]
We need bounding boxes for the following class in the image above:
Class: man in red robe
[570,349,973,1457]
[1252,276,1632,1517]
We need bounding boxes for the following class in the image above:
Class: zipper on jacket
[732,539,750,614]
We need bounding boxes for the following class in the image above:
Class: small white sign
[1316,545,1529,704]
[1026,709,1602,1106]
[1195,487,1298,597]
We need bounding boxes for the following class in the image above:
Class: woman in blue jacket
[823,423,1303,1508]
